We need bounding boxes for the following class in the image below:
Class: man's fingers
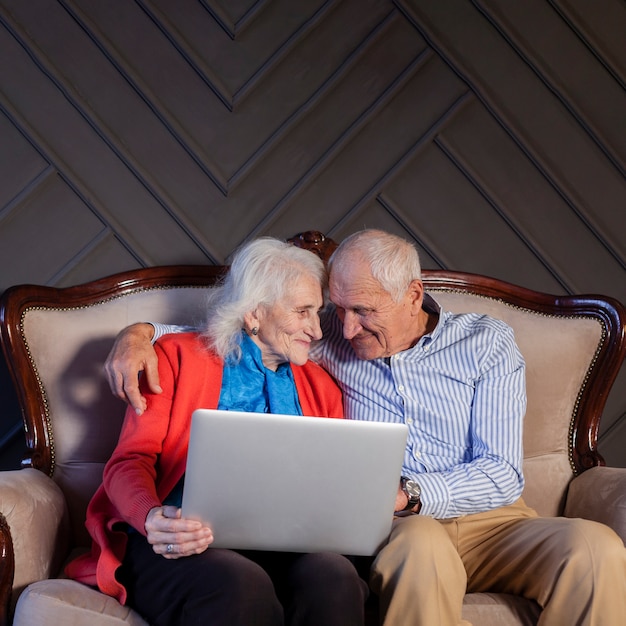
[106,369,127,401]
[105,369,147,414]
[142,357,163,395]
[121,375,148,416]
[102,323,159,408]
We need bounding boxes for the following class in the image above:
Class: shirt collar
[422,293,449,343]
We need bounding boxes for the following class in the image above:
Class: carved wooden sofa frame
[0,232,625,625]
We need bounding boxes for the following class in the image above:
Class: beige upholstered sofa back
[20,284,600,547]
[21,286,213,547]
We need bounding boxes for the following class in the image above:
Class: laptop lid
[181,409,408,556]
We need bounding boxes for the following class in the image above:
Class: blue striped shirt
[311,295,526,519]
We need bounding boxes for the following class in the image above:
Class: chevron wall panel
[1,0,625,467]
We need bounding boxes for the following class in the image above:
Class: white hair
[328,229,421,302]
[202,237,326,360]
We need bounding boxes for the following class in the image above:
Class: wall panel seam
[59,0,230,194]
[328,91,473,239]
[229,8,400,190]
[249,47,440,238]
[396,0,626,273]
[472,0,626,179]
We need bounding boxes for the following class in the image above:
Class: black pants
[119,532,369,626]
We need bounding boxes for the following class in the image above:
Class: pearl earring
[251,327,258,336]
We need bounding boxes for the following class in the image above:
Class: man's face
[328,255,424,360]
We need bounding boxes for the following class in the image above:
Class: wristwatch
[400,476,422,512]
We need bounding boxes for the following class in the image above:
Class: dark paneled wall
[1,0,625,467]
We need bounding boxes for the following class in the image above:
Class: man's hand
[145,506,214,559]
[394,485,410,513]
[394,484,422,515]
[104,322,162,415]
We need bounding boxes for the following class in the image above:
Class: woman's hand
[145,506,214,559]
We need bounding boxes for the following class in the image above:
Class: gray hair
[328,229,421,302]
[202,237,326,360]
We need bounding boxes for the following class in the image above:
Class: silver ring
[166,543,174,554]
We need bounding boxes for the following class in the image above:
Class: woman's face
[247,274,324,371]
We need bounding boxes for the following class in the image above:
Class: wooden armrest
[0,468,70,619]
[563,466,626,544]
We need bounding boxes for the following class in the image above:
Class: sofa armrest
[563,466,626,544]
[0,468,70,618]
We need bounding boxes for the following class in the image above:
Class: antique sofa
[0,232,625,625]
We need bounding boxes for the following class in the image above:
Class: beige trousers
[370,499,626,626]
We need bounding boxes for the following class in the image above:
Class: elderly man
[106,229,626,626]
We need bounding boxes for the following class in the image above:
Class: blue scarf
[218,332,302,416]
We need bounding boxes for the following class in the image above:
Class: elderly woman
[66,238,368,626]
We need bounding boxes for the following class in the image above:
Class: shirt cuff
[150,322,195,343]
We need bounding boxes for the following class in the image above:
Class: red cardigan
[66,333,343,604]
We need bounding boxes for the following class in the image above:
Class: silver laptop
[181,409,408,556]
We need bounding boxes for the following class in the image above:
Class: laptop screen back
[181,409,408,556]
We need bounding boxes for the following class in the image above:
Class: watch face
[404,479,421,500]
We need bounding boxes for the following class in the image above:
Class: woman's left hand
[145,505,214,559]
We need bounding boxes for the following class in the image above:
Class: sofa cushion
[462,592,541,626]
[13,579,148,626]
